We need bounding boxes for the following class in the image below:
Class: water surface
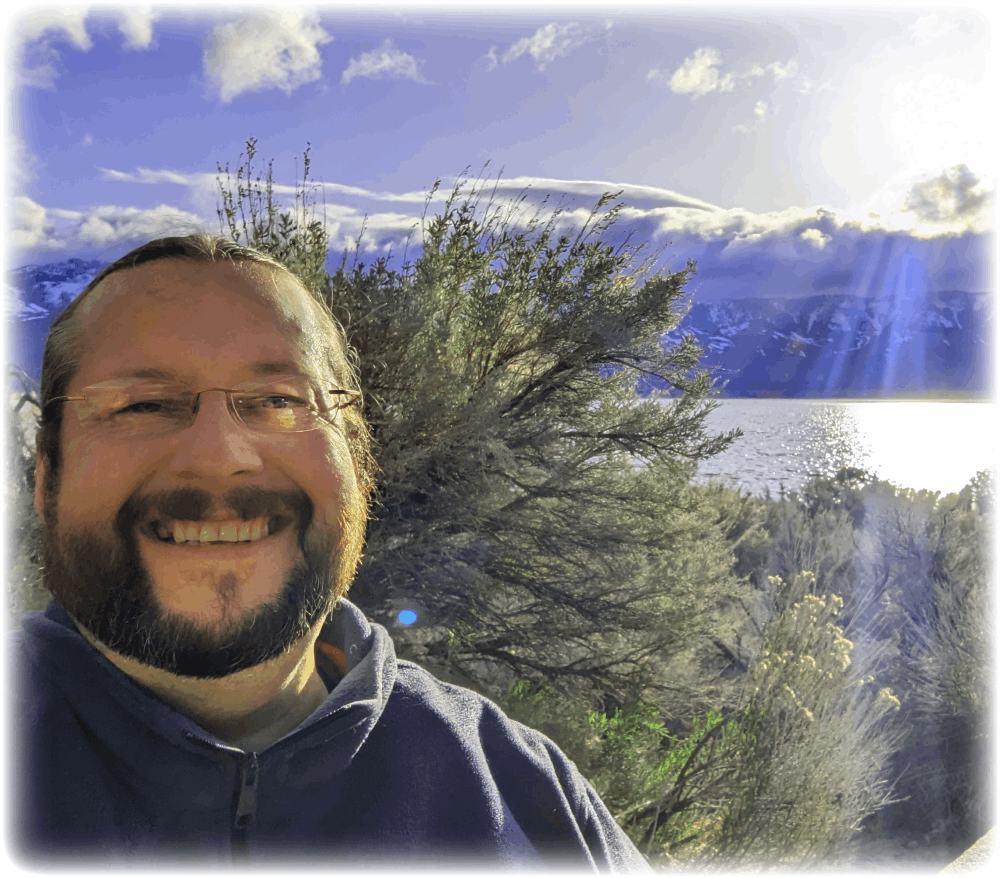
[685,399,996,497]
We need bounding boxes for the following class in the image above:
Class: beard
[40,484,356,679]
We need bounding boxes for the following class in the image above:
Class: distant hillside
[651,291,991,398]
[7,259,104,380]
[6,259,992,398]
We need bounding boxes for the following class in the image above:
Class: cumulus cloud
[341,39,429,86]
[902,165,992,224]
[13,198,205,254]
[15,10,92,51]
[14,196,59,251]
[649,47,797,100]
[14,10,92,88]
[496,22,590,72]
[649,46,733,98]
[204,12,332,103]
[80,205,203,246]
[15,9,159,88]
[799,228,832,250]
[116,8,159,50]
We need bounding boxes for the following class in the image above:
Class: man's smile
[144,515,293,545]
[137,514,297,564]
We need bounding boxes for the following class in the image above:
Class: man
[11,234,650,869]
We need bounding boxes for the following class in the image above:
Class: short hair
[37,233,375,503]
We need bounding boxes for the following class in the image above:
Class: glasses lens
[231,378,319,433]
[78,384,196,437]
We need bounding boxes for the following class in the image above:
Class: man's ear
[34,447,47,520]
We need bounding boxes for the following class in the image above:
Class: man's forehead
[77,258,316,331]
[70,258,337,385]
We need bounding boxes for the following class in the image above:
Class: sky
[4,3,995,303]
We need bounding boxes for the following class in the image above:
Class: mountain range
[6,258,991,398]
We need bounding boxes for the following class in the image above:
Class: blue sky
[6,3,994,302]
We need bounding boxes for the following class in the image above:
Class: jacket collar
[20,597,397,760]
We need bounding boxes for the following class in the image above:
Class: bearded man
[10,234,649,869]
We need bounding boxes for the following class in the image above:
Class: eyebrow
[106,362,310,382]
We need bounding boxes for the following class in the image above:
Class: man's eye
[245,394,309,410]
[115,399,184,417]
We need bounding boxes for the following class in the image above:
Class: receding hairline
[78,256,345,371]
[77,256,316,329]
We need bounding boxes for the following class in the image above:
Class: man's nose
[166,389,265,482]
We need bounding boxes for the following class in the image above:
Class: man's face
[35,259,366,678]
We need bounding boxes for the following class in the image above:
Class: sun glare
[847,401,996,496]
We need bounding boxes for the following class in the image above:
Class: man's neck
[74,619,330,753]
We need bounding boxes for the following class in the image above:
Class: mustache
[119,485,314,529]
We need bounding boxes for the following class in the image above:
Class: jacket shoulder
[383,661,651,871]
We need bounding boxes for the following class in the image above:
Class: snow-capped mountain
[7,259,103,380]
[657,292,991,398]
[6,259,991,398]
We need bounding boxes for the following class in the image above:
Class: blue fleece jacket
[10,599,651,870]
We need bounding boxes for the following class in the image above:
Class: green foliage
[214,143,742,701]
[745,470,993,856]
[711,572,901,866]
[845,472,994,849]
[216,138,329,295]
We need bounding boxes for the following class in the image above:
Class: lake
[674,398,997,497]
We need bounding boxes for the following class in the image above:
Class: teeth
[199,524,219,542]
[162,519,272,545]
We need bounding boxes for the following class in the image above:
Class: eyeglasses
[47,376,362,438]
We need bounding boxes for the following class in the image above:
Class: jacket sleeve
[538,730,654,872]
[477,701,653,872]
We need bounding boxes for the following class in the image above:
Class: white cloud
[649,46,734,98]
[744,59,798,82]
[116,8,159,51]
[15,11,92,51]
[902,165,992,225]
[204,12,332,103]
[14,8,159,88]
[14,10,92,88]
[499,22,590,71]
[13,196,58,250]
[12,198,206,254]
[649,47,798,100]
[799,228,831,250]
[88,145,997,281]
[341,39,429,86]
[81,133,94,147]
[99,167,213,187]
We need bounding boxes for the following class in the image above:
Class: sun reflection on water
[693,399,996,497]
[847,401,996,496]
